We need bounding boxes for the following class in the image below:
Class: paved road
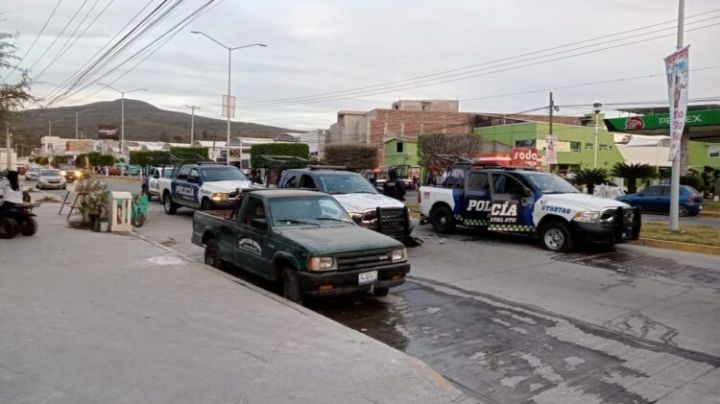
[43,177,720,403]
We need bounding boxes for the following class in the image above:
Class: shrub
[575,168,609,194]
[324,144,378,171]
[169,146,208,159]
[129,150,171,166]
[680,174,702,189]
[251,143,309,168]
[418,133,482,168]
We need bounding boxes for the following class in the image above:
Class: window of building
[570,142,581,153]
[599,144,608,151]
[709,145,720,158]
[515,139,536,147]
[396,142,404,153]
[585,143,593,150]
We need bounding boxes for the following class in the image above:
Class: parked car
[278,168,414,245]
[25,166,43,181]
[115,163,141,176]
[36,169,67,190]
[615,185,703,216]
[419,166,640,252]
[192,189,410,303]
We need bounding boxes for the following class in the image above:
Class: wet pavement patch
[555,249,720,291]
[308,282,660,403]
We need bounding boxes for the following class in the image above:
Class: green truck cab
[192,189,410,303]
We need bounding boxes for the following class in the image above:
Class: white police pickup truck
[162,164,252,214]
[419,167,640,251]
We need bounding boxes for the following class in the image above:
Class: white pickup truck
[419,167,640,252]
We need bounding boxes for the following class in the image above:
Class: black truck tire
[163,193,177,215]
[201,198,212,211]
[540,221,574,252]
[282,267,303,305]
[431,205,455,234]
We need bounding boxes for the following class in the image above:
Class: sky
[1,0,719,130]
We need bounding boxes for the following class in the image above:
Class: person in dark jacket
[383,170,406,201]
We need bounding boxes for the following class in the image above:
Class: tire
[281,267,303,304]
[19,218,38,236]
[373,287,389,297]
[204,239,222,269]
[431,204,456,234]
[0,217,18,239]
[540,221,574,252]
[201,198,212,211]
[132,213,145,227]
[689,210,700,217]
[163,193,177,215]
[679,205,690,217]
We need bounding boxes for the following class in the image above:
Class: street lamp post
[185,105,200,144]
[190,31,266,166]
[593,102,602,168]
[99,84,148,157]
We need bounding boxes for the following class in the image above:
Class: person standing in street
[383,169,406,201]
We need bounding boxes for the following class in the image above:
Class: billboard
[66,139,96,153]
[511,147,541,168]
[664,46,690,161]
[544,135,558,165]
[97,125,119,140]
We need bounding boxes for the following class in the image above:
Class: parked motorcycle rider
[0,171,24,204]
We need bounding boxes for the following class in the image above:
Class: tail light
[689,195,697,203]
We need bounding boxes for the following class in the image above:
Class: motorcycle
[0,200,39,239]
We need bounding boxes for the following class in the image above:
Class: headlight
[211,192,228,202]
[307,256,337,272]
[75,170,82,177]
[391,248,407,262]
[349,212,363,224]
[60,170,67,176]
[573,211,600,223]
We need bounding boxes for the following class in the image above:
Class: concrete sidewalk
[0,205,468,404]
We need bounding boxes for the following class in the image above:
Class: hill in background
[10,99,299,154]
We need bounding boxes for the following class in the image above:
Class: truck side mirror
[153,172,160,179]
[251,218,268,231]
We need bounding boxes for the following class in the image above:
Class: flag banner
[664,46,689,161]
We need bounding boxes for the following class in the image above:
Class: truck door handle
[267,244,275,248]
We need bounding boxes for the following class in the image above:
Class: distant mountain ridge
[10,99,298,152]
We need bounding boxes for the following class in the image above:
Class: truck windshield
[523,173,579,194]
[202,167,248,182]
[269,196,353,227]
[316,174,377,194]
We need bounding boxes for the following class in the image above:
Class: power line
[27,0,91,72]
[0,0,65,82]
[244,20,720,107]
[238,9,720,106]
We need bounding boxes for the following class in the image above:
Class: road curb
[699,211,720,218]
[633,237,720,256]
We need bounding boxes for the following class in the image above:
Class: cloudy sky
[2,0,719,130]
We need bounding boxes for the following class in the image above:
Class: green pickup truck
[192,189,410,303]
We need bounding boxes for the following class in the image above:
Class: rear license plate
[358,271,378,286]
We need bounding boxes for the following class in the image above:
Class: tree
[418,133,482,169]
[324,144,378,171]
[611,163,655,194]
[575,168,608,195]
[1,32,33,128]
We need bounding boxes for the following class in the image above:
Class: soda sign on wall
[511,147,541,168]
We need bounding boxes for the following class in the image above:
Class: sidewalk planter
[108,192,132,232]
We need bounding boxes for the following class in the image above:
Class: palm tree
[575,168,608,195]
[611,163,655,194]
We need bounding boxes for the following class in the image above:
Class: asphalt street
[37,177,720,403]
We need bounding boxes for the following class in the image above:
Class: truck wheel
[540,221,574,252]
[679,205,689,217]
[373,287,389,297]
[0,217,18,239]
[19,218,38,236]
[201,198,212,211]
[431,205,455,234]
[282,267,303,305]
[163,193,177,215]
[204,239,222,269]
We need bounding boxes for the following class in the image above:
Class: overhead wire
[237,9,720,106]
[0,0,65,82]
[243,20,720,108]
[26,0,91,73]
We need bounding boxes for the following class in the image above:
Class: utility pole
[669,0,685,232]
[548,92,554,173]
[185,105,200,144]
[75,111,79,139]
[48,120,52,137]
[5,125,11,170]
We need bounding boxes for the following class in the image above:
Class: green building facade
[384,137,420,168]
[474,121,624,172]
